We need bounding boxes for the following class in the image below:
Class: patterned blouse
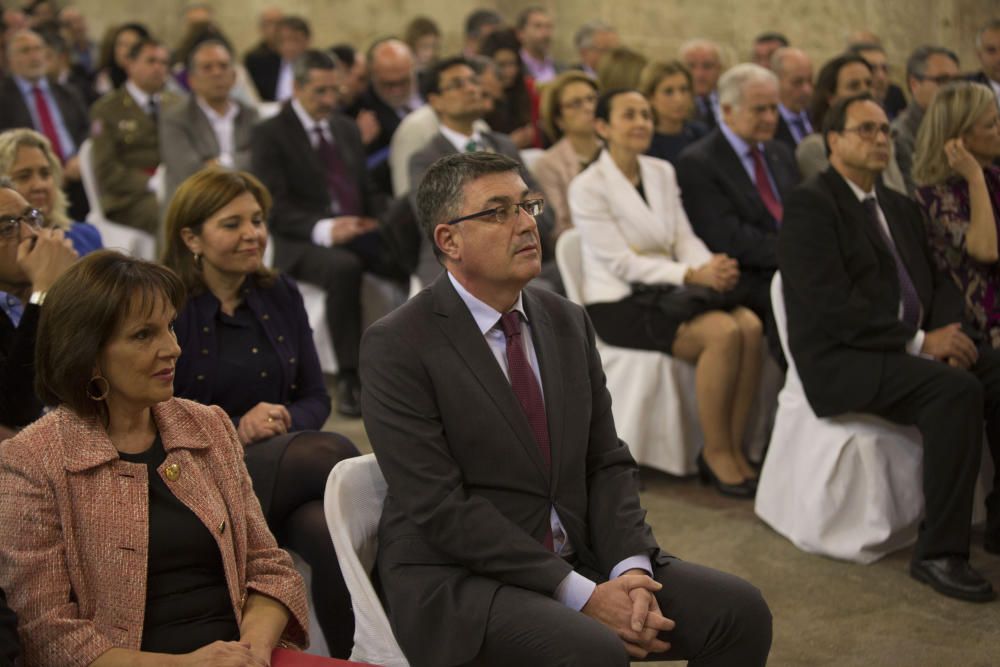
[916,166,1000,348]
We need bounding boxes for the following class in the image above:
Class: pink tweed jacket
[531,136,586,239]
[0,398,310,666]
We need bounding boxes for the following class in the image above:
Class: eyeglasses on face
[840,121,891,141]
[562,93,598,111]
[440,76,481,93]
[0,208,43,239]
[914,73,957,86]
[445,198,545,226]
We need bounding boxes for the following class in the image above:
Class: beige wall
[74,0,996,84]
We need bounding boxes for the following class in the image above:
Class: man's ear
[434,223,461,262]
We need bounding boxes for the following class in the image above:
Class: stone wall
[74,0,996,84]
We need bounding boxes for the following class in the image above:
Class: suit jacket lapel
[712,131,768,221]
[523,289,564,492]
[189,100,220,157]
[281,104,327,199]
[431,275,550,482]
[878,183,932,307]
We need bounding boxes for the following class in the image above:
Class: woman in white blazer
[569,89,763,498]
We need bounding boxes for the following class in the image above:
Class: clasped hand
[582,573,675,659]
[690,254,739,292]
[922,322,978,370]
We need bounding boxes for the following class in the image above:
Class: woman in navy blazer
[163,168,358,658]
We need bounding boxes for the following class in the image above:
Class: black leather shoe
[336,374,362,418]
[910,557,996,602]
[695,453,755,499]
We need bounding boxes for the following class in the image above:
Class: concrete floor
[324,397,1000,667]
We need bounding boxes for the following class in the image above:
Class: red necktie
[499,311,554,550]
[32,86,64,162]
[750,146,782,224]
[313,125,361,217]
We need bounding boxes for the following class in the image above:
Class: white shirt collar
[291,97,329,136]
[125,80,157,111]
[842,173,877,201]
[447,271,528,336]
[195,96,237,123]
[438,123,483,153]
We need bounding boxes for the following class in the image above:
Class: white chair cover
[519,147,544,172]
[324,454,409,667]
[555,229,774,475]
[78,139,157,260]
[755,273,924,564]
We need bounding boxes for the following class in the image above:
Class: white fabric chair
[78,139,157,260]
[519,148,544,172]
[754,273,925,564]
[324,454,409,667]
[555,229,774,475]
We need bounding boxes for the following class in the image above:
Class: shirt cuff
[553,571,597,611]
[609,555,653,581]
[310,218,335,247]
[905,329,926,356]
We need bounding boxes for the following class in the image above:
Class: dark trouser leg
[261,431,360,658]
[283,243,364,373]
[862,353,983,559]
[971,347,1000,532]
[639,559,772,666]
[462,585,629,667]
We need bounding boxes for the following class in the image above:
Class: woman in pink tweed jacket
[0,251,309,666]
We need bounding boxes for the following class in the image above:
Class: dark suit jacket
[0,305,43,429]
[773,115,797,151]
[360,274,663,667]
[778,167,966,417]
[0,586,18,666]
[408,130,557,286]
[0,76,89,153]
[244,43,281,102]
[676,128,800,271]
[250,103,386,266]
[346,86,418,196]
[159,96,260,203]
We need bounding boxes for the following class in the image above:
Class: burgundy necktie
[862,198,921,327]
[32,86,64,162]
[750,146,783,224]
[313,125,361,217]
[499,311,554,550]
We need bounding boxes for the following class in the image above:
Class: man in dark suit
[361,151,771,667]
[408,56,557,289]
[0,182,76,431]
[972,19,1000,104]
[770,47,814,150]
[160,39,259,203]
[344,38,421,198]
[680,39,723,129]
[243,7,283,101]
[0,29,89,221]
[251,49,400,417]
[780,94,1000,602]
[676,63,799,338]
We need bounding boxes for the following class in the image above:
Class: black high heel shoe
[696,453,756,499]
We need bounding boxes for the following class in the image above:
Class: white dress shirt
[275,60,294,101]
[195,97,239,167]
[290,98,341,248]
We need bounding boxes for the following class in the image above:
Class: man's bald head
[369,38,416,108]
[771,47,814,113]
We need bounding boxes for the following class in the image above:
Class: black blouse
[210,301,284,419]
[119,436,239,653]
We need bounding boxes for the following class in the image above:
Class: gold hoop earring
[87,375,110,401]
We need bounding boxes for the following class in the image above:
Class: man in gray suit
[360,151,772,667]
[408,56,556,289]
[160,39,259,203]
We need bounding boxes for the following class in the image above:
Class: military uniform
[89,86,181,234]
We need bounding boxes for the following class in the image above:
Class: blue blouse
[65,221,103,256]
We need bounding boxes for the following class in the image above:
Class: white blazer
[569,150,712,304]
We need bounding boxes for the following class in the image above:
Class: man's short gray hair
[292,49,337,87]
[678,38,720,61]
[415,152,523,246]
[574,21,615,50]
[718,63,777,108]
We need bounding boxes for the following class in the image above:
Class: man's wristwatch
[29,291,46,306]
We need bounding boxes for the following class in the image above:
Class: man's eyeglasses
[840,122,891,141]
[0,208,43,239]
[914,73,957,86]
[446,199,545,226]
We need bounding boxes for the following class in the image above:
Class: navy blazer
[0,304,43,429]
[173,274,331,430]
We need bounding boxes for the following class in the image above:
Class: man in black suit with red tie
[251,50,400,417]
[780,94,1000,602]
[361,151,771,666]
[676,63,799,344]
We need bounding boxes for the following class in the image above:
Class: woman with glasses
[161,168,360,658]
[531,71,600,239]
[639,60,707,165]
[570,89,763,498]
[0,129,102,255]
[914,82,1000,347]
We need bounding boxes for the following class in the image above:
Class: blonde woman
[913,82,1000,347]
[639,60,708,164]
[0,128,102,255]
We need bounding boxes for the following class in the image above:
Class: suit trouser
[462,558,772,667]
[860,348,1000,560]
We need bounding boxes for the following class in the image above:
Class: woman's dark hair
[97,22,151,89]
[595,88,638,123]
[161,167,275,294]
[809,53,872,128]
[480,28,532,133]
[35,251,186,421]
